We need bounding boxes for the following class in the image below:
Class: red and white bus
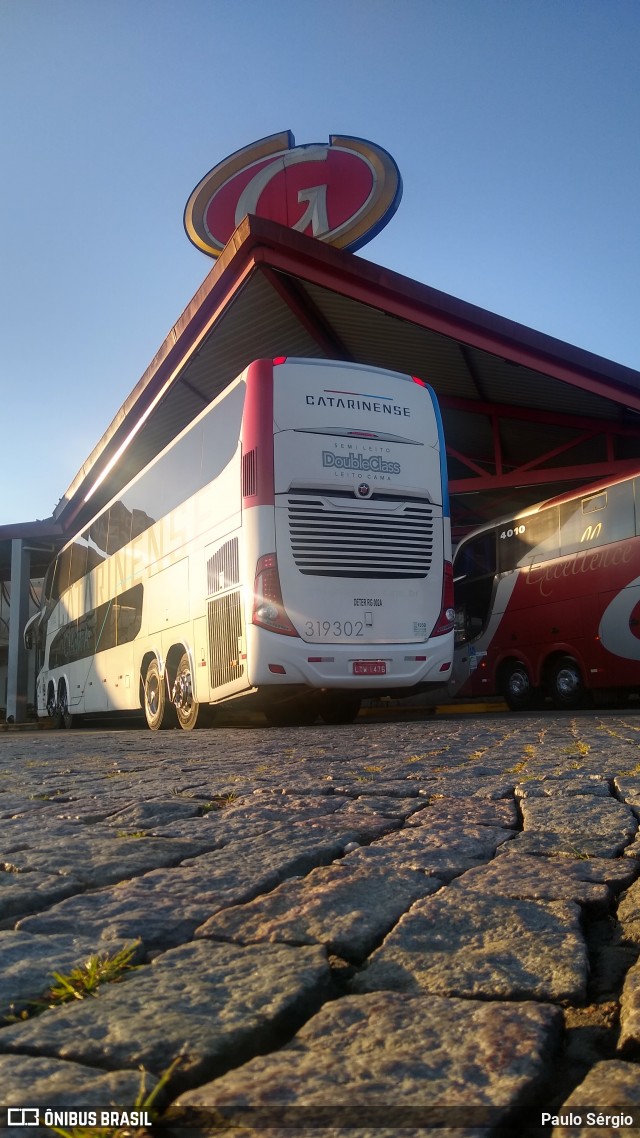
[28,358,453,729]
[450,470,640,709]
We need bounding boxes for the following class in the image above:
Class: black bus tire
[173,652,214,729]
[549,656,587,710]
[503,662,534,711]
[144,660,174,730]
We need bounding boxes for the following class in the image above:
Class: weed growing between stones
[562,742,590,756]
[506,759,529,774]
[5,942,141,1022]
[49,1057,180,1138]
[199,793,238,812]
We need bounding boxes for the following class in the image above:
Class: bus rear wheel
[317,692,362,724]
[503,663,534,711]
[172,652,213,730]
[144,660,175,730]
[549,656,587,710]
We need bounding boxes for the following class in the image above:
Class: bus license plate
[353,661,387,675]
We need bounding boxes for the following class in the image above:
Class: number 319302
[305,620,364,638]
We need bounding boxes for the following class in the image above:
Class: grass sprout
[5,942,140,1023]
[49,1056,181,1138]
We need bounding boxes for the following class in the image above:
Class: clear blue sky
[1,0,639,524]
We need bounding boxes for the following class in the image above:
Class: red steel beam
[440,394,640,437]
[450,458,640,494]
[511,429,600,474]
[260,265,352,359]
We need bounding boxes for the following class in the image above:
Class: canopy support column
[6,539,31,723]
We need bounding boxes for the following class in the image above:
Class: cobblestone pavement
[1,710,640,1137]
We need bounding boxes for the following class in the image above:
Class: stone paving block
[618,957,640,1053]
[169,991,562,1133]
[616,879,640,945]
[0,1053,159,1137]
[340,795,427,819]
[209,793,348,827]
[18,849,281,949]
[0,940,331,1087]
[196,848,443,962]
[513,832,638,858]
[413,774,518,800]
[202,810,399,858]
[351,891,588,1002]
[1,817,89,853]
[623,835,640,860]
[367,822,513,882]
[18,816,362,948]
[497,843,638,888]
[516,795,637,857]
[102,798,204,828]
[0,930,141,1018]
[614,776,640,808]
[1,833,218,887]
[549,1059,640,1136]
[407,796,518,829]
[0,871,82,922]
[516,774,611,797]
[453,852,637,911]
[0,797,62,820]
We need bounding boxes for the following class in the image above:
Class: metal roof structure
[2,212,640,581]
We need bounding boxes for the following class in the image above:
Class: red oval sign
[184,131,402,258]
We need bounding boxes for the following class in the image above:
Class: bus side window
[560,481,634,554]
[54,547,74,602]
[68,541,88,590]
[43,560,56,605]
[455,533,496,580]
[498,508,559,572]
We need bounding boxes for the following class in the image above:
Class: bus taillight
[252,554,299,637]
[431,561,455,637]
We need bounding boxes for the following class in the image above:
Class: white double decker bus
[29,358,453,729]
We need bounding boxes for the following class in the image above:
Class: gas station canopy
[3,212,640,579]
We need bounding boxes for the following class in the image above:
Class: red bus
[449,470,640,709]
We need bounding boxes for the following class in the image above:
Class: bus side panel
[520,540,640,689]
[469,539,640,697]
[598,574,640,681]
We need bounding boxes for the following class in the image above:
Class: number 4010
[500,525,526,539]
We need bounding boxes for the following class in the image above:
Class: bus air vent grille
[242,449,257,498]
[208,590,244,689]
[287,496,434,578]
[207,538,240,596]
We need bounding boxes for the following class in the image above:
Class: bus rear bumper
[247,632,453,690]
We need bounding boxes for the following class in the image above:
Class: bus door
[451,531,497,696]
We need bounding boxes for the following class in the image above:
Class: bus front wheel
[503,663,534,711]
[549,657,587,710]
[54,680,74,729]
[144,660,174,730]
